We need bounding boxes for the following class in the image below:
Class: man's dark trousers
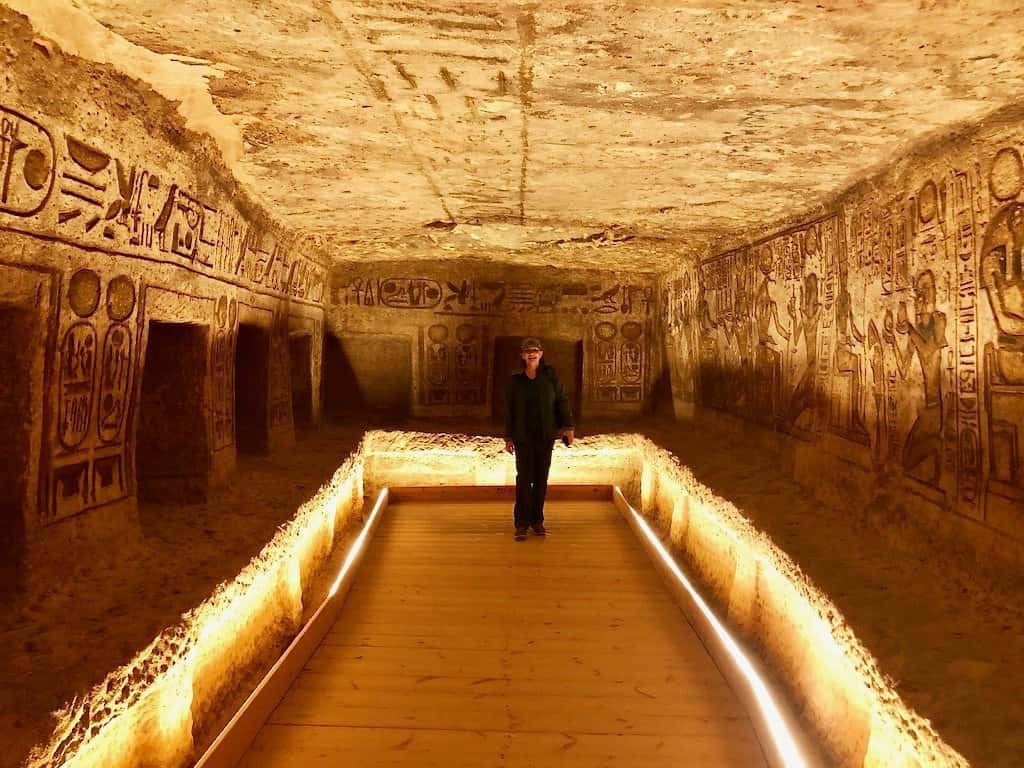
[513,438,554,529]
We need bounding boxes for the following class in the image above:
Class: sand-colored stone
[3,2,1024,767]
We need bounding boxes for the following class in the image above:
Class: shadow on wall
[491,336,583,423]
[137,321,210,503]
[648,365,675,418]
[323,333,411,421]
[0,304,33,594]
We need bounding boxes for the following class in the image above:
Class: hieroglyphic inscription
[0,106,55,217]
[952,169,983,515]
[692,218,838,435]
[58,322,96,450]
[0,103,327,302]
[210,296,236,450]
[97,323,131,444]
[269,310,292,428]
[51,274,140,521]
[591,319,645,403]
[981,145,1024,514]
[383,277,443,309]
[424,323,450,405]
[454,324,486,404]
[594,320,617,401]
[343,273,651,318]
[417,321,489,406]
[666,147,1024,526]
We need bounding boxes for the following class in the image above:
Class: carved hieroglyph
[664,138,1024,538]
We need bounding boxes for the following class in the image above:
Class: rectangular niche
[0,303,36,590]
[137,321,210,501]
[235,323,271,453]
[323,333,411,419]
[289,334,313,428]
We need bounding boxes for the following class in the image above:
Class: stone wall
[327,259,657,422]
[662,104,1024,579]
[0,10,326,569]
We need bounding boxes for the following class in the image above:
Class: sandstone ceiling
[47,1,1024,269]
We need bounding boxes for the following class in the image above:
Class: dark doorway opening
[235,323,271,453]
[491,337,583,424]
[0,304,34,593]
[137,321,210,502]
[323,333,411,421]
[289,334,313,428]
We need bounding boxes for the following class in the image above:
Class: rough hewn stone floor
[2,418,1021,767]
[0,425,367,768]
[583,416,1024,768]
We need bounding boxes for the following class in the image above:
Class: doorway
[0,304,34,592]
[491,337,583,424]
[323,333,412,421]
[235,323,271,453]
[137,321,210,501]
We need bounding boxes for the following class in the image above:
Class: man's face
[521,347,543,365]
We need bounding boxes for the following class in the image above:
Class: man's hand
[563,429,575,447]
[504,440,515,454]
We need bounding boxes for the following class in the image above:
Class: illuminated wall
[662,105,1024,577]
[0,9,326,568]
[328,258,658,420]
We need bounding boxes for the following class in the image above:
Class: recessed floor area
[3,421,1023,768]
[240,498,767,767]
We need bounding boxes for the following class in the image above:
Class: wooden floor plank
[238,498,767,767]
[241,724,763,768]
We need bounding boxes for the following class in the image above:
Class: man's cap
[520,336,544,351]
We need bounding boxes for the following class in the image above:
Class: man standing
[504,337,575,541]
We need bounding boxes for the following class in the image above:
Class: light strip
[614,486,806,768]
[329,488,387,598]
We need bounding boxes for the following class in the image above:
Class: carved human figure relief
[886,269,948,487]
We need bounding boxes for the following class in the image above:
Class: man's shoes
[531,523,547,536]
[514,527,529,541]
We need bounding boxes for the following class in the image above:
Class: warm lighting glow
[615,486,806,768]
[28,455,366,768]
[28,432,962,768]
[329,488,387,598]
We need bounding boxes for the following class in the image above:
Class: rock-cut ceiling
[40,1,1024,269]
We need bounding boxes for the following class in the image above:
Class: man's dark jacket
[505,365,574,444]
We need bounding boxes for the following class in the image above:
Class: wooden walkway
[238,499,768,767]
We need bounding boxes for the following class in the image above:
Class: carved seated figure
[981,202,1024,495]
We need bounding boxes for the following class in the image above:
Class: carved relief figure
[672,271,698,400]
[832,261,870,443]
[720,271,754,416]
[981,200,1024,500]
[887,269,948,486]
[867,320,888,467]
[696,277,721,408]
[780,272,820,432]
[425,323,450,404]
[753,248,790,422]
